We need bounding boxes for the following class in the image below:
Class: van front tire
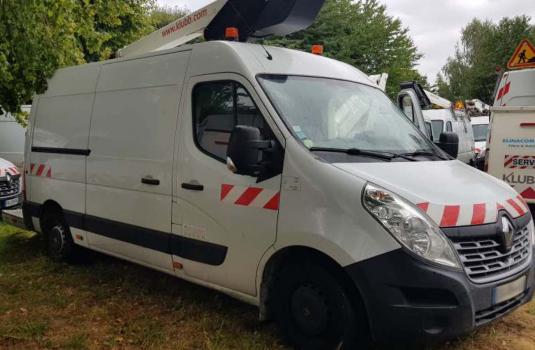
[272,261,368,350]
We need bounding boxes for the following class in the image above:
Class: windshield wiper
[401,149,448,160]
[309,147,417,161]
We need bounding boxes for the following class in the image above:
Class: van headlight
[363,183,461,269]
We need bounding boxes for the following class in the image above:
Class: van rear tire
[44,216,82,263]
[272,261,369,350]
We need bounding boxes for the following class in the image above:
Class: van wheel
[272,261,368,350]
[46,220,78,263]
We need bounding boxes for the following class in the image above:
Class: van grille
[0,178,20,198]
[450,225,532,284]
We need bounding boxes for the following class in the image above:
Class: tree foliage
[150,5,187,29]
[0,0,423,117]
[438,16,535,103]
[261,0,426,97]
[0,0,155,115]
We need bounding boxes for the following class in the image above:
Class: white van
[487,68,535,210]
[21,39,535,348]
[397,85,476,164]
[0,105,29,167]
[0,157,22,210]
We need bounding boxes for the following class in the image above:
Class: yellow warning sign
[507,39,535,70]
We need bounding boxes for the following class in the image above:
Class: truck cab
[397,83,476,164]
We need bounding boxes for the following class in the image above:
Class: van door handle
[141,177,160,186]
[181,182,204,191]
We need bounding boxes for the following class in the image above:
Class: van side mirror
[227,125,269,177]
[438,132,459,159]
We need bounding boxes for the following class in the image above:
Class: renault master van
[0,157,22,210]
[21,39,535,348]
[21,1,535,347]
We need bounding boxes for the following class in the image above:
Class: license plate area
[2,197,19,208]
[492,276,527,305]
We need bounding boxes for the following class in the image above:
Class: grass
[0,222,534,349]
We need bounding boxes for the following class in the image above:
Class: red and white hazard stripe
[417,196,529,228]
[504,154,535,169]
[220,184,280,211]
[29,163,52,178]
[497,81,511,100]
[0,167,19,177]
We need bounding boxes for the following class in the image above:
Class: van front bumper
[345,248,535,345]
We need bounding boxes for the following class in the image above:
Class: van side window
[193,81,267,161]
[446,121,452,132]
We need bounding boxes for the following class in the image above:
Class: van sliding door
[85,51,191,271]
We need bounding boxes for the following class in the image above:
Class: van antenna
[227,1,273,60]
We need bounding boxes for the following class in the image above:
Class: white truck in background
[396,82,475,164]
[486,68,535,211]
[0,105,29,167]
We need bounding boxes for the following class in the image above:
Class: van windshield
[258,75,434,154]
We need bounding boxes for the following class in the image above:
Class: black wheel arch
[40,200,66,237]
[259,245,369,326]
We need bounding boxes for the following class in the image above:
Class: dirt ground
[1,222,534,350]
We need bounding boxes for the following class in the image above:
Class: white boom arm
[117,0,228,58]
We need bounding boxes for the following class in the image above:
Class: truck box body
[487,107,535,204]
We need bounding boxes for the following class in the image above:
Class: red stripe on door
[440,205,460,227]
[471,203,486,225]
[263,192,280,211]
[220,184,234,201]
[235,187,263,206]
[507,198,525,216]
[36,164,45,177]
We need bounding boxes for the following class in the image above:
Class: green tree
[261,0,426,97]
[440,16,535,103]
[150,5,187,29]
[0,0,154,116]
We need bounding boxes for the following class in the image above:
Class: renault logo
[499,216,515,252]
[5,173,12,184]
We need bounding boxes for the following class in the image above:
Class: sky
[157,0,535,84]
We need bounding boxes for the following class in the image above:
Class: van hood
[0,158,19,178]
[334,160,529,227]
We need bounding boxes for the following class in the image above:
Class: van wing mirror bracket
[437,132,459,159]
[227,125,283,181]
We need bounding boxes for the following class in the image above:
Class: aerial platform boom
[117,0,326,58]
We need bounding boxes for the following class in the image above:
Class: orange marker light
[311,44,324,55]
[225,27,240,41]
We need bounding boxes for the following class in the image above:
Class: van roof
[43,41,375,97]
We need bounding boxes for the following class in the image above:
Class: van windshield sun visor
[204,0,326,41]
